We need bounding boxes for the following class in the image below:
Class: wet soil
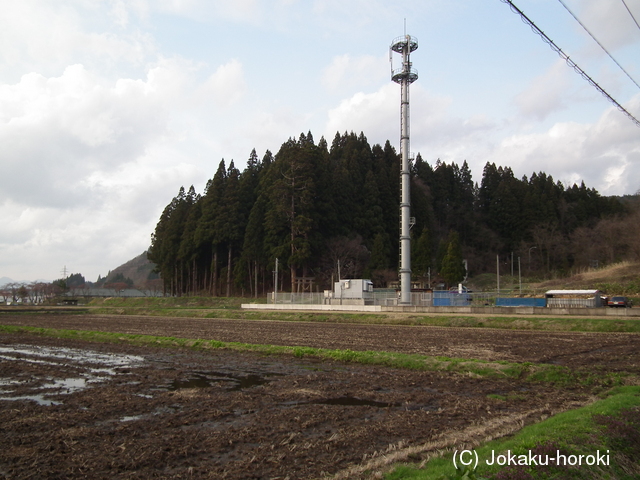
[2,313,640,372]
[0,314,638,479]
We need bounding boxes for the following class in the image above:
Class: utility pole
[511,252,514,277]
[518,256,522,294]
[273,258,278,304]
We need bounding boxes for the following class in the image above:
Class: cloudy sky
[1,0,639,284]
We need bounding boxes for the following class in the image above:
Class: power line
[620,0,640,32]
[500,0,640,128]
[557,0,640,91]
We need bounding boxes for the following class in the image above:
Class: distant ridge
[104,251,158,287]
[0,276,51,287]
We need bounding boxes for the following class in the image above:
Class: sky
[1,0,640,284]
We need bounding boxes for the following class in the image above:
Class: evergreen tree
[412,228,432,277]
[218,161,243,296]
[66,273,86,288]
[440,231,466,287]
[237,149,266,296]
[359,170,385,242]
[369,232,391,271]
[146,128,629,295]
[195,161,227,295]
[177,186,202,294]
[148,186,193,295]
[264,134,319,290]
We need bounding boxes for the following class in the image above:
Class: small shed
[332,279,374,305]
[545,290,603,308]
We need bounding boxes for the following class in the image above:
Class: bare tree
[320,236,371,285]
[530,223,564,272]
[622,208,640,261]
[569,227,599,269]
[594,218,626,264]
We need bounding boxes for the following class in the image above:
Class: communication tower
[390,33,418,305]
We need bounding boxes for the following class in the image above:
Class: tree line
[0,273,165,304]
[147,131,633,296]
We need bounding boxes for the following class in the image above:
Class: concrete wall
[242,303,382,312]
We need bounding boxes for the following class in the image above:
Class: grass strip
[78,305,640,333]
[386,385,640,480]
[0,324,593,383]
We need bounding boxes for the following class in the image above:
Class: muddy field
[2,313,640,372]
[0,314,639,479]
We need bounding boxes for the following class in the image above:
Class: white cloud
[0,150,203,282]
[493,94,640,195]
[324,83,397,140]
[0,201,150,282]
[1,0,638,284]
[515,60,574,121]
[198,59,247,108]
[155,0,264,24]
[322,53,388,92]
[242,107,311,153]
[0,64,167,208]
[324,79,640,198]
[107,0,150,27]
[324,82,496,161]
[0,2,155,77]
[579,0,640,51]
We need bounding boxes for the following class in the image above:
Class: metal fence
[266,290,559,308]
[267,290,497,306]
[267,292,325,305]
[546,297,600,308]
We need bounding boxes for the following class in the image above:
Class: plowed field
[0,313,638,479]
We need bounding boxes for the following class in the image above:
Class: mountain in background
[1,254,157,289]
[101,251,158,288]
[0,276,52,287]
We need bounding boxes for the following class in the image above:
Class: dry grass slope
[532,261,639,293]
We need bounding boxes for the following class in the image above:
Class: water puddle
[114,405,181,423]
[169,371,281,392]
[318,396,396,407]
[0,345,144,375]
[0,395,62,406]
[282,396,398,408]
[0,344,145,406]
[120,415,144,422]
[0,377,25,387]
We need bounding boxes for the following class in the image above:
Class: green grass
[0,324,519,377]
[87,296,249,308]
[0,324,614,386]
[0,324,631,393]
[386,386,640,480]
[61,298,640,333]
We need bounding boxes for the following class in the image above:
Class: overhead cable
[620,0,640,32]
[500,0,640,128]
[557,0,640,91]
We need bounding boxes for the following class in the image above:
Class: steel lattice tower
[391,34,418,305]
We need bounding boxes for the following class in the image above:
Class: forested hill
[147,131,631,297]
